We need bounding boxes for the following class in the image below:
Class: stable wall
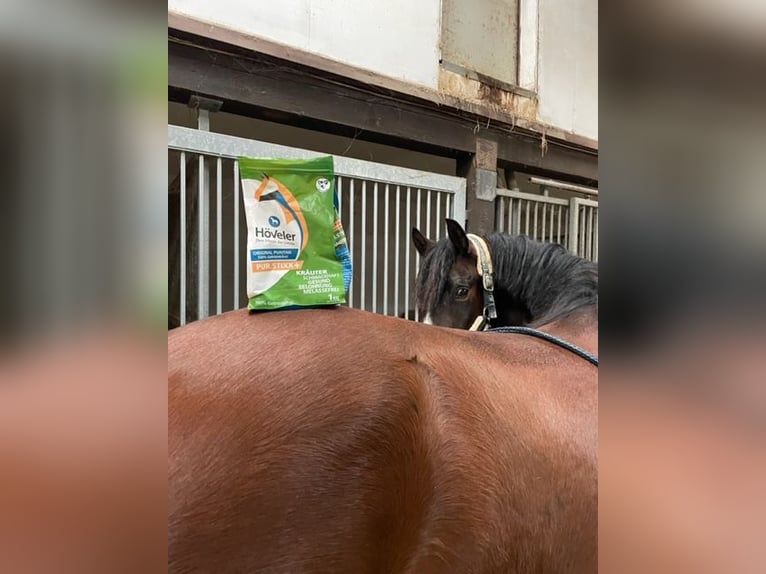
[169,0,597,142]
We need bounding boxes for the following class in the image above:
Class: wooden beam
[460,138,498,235]
[168,13,598,150]
[168,34,598,183]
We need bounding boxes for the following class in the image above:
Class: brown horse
[412,219,598,353]
[169,302,597,572]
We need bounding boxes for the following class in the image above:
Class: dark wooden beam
[168,34,598,184]
[461,138,498,235]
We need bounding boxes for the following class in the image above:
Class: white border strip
[518,0,539,92]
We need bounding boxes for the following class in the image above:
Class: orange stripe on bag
[251,260,305,272]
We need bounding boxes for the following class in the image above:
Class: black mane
[416,233,598,327]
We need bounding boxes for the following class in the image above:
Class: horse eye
[455,287,469,300]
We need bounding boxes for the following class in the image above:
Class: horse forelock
[485,233,598,326]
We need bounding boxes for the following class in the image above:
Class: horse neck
[536,307,599,355]
[486,235,597,329]
[491,291,533,326]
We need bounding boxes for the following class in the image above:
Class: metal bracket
[188,95,223,112]
[475,168,497,201]
[189,95,223,132]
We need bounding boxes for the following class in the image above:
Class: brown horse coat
[168,307,597,573]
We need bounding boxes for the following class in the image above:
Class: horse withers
[168,304,597,573]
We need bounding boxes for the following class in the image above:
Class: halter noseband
[466,234,497,332]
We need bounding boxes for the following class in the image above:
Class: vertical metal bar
[587,205,594,260]
[361,180,367,310]
[197,106,210,318]
[216,158,222,314]
[233,160,240,309]
[557,205,562,245]
[515,198,522,234]
[452,181,467,225]
[348,179,355,308]
[550,204,555,244]
[435,191,441,239]
[525,200,530,236]
[197,108,210,131]
[198,155,209,320]
[594,209,599,261]
[415,188,422,321]
[372,182,378,313]
[383,183,389,315]
[180,152,186,326]
[405,186,412,320]
[426,189,432,240]
[394,185,401,318]
[507,198,513,234]
[580,207,586,255]
[568,198,580,254]
[497,194,505,232]
[541,203,547,241]
[337,175,342,213]
[532,201,538,239]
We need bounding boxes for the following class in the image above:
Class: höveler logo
[253,227,296,241]
[268,215,280,227]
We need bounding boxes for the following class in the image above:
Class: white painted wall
[169,0,598,142]
[168,0,442,87]
[536,0,598,140]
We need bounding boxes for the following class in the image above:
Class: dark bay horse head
[412,219,598,330]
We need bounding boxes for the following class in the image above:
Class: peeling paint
[438,67,538,123]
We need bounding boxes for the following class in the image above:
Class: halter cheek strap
[466,234,497,331]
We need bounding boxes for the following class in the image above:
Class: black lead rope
[486,326,599,367]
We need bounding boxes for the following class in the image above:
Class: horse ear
[411,227,435,256]
[445,219,470,255]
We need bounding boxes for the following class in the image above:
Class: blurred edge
[600,1,766,573]
[0,0,764,573]
[0,2,167,574]
[0,0,167,345]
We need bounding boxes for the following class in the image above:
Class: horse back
[168,308,597,573]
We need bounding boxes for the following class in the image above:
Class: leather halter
[466,234,497,331]
[463,233,598,367]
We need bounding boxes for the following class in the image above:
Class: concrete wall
[168,0,441,87]
[537,0,598,140]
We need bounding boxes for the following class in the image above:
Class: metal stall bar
[216,158,222,315]
[197,155,209,320]
[383,183,389,315]
[361,180,367,310]
[435,190,442,240]
[233,159,240,309]
[372,182,379,313]
[404,186,412,320]
[594,210,599,261]
[394,185,401,318]
[415,188,422,321]
[348,179,355,308]
[568,198,581,255]
[180,152,186,325]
